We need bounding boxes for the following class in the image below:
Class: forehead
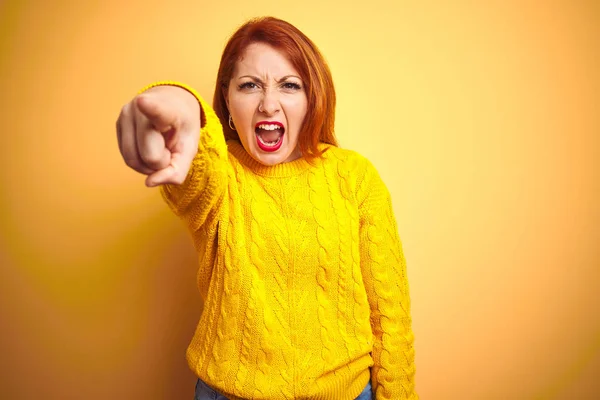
[234,42,299,77]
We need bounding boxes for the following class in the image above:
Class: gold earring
[228,114,236,131]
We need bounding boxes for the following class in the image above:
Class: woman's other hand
[117,85,201,187]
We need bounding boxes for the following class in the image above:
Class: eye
[238,82,258,90]
[282,82,302,90]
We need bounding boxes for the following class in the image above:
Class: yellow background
[1,0,598,399]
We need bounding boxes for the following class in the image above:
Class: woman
[117,17,417,400]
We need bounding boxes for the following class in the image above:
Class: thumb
[145,151,194,187]
[136,94,179,133]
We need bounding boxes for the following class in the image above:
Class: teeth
[257,124,282,130]
[257,134,282,146]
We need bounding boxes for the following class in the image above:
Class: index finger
[135,94,180,133]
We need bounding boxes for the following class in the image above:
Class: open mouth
[255,121,285,152]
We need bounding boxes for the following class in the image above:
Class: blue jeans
[194,378,373,399]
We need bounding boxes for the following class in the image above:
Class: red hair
[213,17,338,158]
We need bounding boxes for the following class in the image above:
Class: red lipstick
[255,121,285,152]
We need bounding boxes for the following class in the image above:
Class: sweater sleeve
[357,159,418,400]
[140,81,228,231]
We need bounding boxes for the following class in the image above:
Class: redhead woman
[116,17,418,400]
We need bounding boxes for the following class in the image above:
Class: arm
[140,81,229,231]
[357,160,418,399]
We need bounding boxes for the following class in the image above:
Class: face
[226,42,307,165]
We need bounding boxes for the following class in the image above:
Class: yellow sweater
[150,82,417,399]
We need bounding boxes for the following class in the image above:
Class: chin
[245,134,300,166]
[251,149,290,166]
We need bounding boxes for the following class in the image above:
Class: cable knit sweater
[147,82,417,399]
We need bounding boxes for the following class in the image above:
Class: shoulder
[321,144,381,180]
[319,144,376,176]
[318,144,386,200]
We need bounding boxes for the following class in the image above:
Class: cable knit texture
[142,82,418,399]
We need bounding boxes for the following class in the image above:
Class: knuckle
[120,103,132,118]
[122,157,138,169]
[132,94,143,107]
[139,150,161,166]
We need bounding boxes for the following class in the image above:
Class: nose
[259,89,280,115]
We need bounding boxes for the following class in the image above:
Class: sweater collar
[227,140,327,178]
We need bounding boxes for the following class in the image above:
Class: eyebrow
[238,75,302,83]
